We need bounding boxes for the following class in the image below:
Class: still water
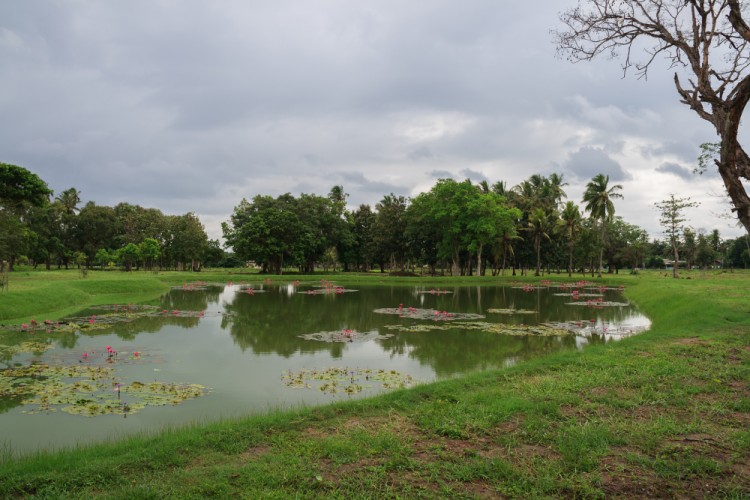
[0,282,649,456]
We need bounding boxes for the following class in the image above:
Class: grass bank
[0,269,748,497]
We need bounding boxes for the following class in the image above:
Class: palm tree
[582,174,623,277]
[55,188,81,215]
[526,208,553,276]
[558,201,582,276]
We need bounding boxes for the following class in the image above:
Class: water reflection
[218,283,649,375]
[0,282,649,456]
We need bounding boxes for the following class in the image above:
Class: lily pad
[486,308,537,315]
[298,329,393,343]
[565,301,629,307]
[1,362,208,417]
[383,321,571,337]
[282,367,416,395]
[373,307,485,321]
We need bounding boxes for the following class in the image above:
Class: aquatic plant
[373,307,485,321]
[0,362,207,417]
[298,329,393,343]
[486,308,537,315]
[282,367,416,395]
[383,321,571,337]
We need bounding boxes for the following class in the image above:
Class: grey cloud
[0,0,744,241]
[460,169,487,183]
[564,147,631,182]
[655,162,694,181]
[428,170,455,179]
[337,171,406,196]
[408,147,434,161]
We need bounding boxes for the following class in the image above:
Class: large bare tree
[554,0,750,234]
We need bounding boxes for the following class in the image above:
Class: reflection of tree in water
[159,287,217,312]
[221,289,389,358]
[0,396,23,415]
[379,330,581,377]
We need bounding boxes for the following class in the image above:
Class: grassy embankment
[0,269,749,497]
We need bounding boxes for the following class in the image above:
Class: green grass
[0,268,749,497]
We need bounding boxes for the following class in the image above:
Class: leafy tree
[0,163,52,270]
[165,213,208,271]
[695,232,717,270]
[74,202,119,265]
[223,195,305,274]
[0,163,52,209]
[351,204,376,272]
[654,194,700,278]
[464,191,520,276]
[372,194,409,273]
[94,248,113,269]
[582,174,623,277]
[405,193,442,275]
[555,0,750,234]
[118,243,139,272]
[138,238,161,271]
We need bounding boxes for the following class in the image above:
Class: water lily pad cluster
[0,362,207,417]
[298,329,393,343]
[0,341,55,359]
[416,289,453,295]
[282,367,415,395]
[544,321,647,338]
[299,287,358,295]
[552,291,604,297]
[383,321,571,337]
[486,308,537,315]
[565,300,629,308]
[236,286,266,295]
[0,305,223,335]
[374,307,485,321]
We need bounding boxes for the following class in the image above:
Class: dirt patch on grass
[673,337,709,346]
[240,445,272,461]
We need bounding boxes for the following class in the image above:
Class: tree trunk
[476,244,483,277]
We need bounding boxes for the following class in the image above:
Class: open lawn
[0,269,749,497]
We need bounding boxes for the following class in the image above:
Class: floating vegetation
[416,289,453,295]
[236,286,266,295]
[373,307,485,321]
[487,308,537,315]
[545,321,647,338]
[0,306,226,335]
[383,321,571,337]
[298,279,358,295]
[0,363,207,417]
[553,292,603,297]
[566,300,629,308]
[298,329,393,343]
[282,367,416,395]
[299,287,358,295]
[0,341,55,359]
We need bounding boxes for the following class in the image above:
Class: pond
[0,280,649,457]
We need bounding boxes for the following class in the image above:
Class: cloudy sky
[1,1,745,242]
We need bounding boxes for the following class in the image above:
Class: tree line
[223,174,750,276]
[0,162,217,272]
[3,162,749,275]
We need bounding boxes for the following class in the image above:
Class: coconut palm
[55,188,81,215]
[526,208,553,276]
[558,201,582,276]
[582,174,623,277]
